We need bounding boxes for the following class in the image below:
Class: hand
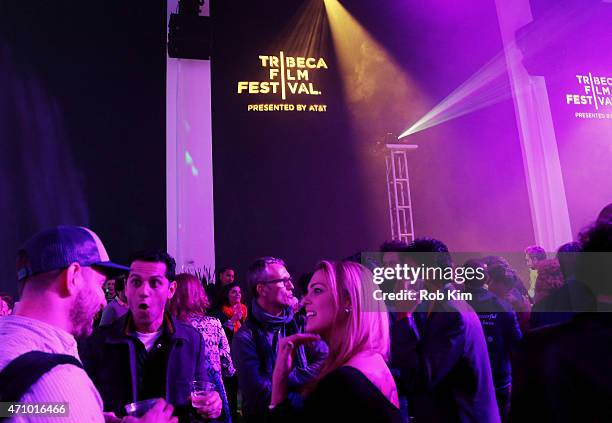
[192,391,222,419]
[271,333,320,407]
[272,334,320,381]
[125,400,177,423]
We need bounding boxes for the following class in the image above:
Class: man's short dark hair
[129,250,176,281]
[379,240,409,253]
[577,219,612,296]
[580,219,612,251]
[217,266,233,275]
[246,257,285,298]
[556,241,581,281]
[405,237,453,268]
[597,203,612,222]
[463,259,487,289]
[344,252,362,264]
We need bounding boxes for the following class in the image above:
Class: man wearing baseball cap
[0,226,177,423]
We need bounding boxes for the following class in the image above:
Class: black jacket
[391,299,500,423]
[79,312,229,422]
[231,307,327,423]
[466,287,522,390]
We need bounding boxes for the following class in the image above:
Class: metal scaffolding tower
[385,142,418,243]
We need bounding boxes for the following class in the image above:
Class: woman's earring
[344,307,352,314]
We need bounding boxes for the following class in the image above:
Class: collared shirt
[0,315,104,423]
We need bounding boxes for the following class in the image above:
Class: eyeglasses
[258,277,294,286]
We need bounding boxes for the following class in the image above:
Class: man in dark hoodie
[231,257,327,423]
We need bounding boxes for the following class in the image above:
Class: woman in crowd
[215,282,247,418]
[533,259,565,304]
[168,273,236,384]
[218,282,248,342]
[268,260,401,422]
[529,259,567,329]
[488,261,532,331]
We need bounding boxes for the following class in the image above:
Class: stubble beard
[70,290,96,339]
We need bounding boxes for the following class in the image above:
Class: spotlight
[168,0,211,60]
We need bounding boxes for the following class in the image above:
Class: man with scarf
[231,257,327,423]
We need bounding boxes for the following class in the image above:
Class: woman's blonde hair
[168,273,210,321]
[313,260,389,384]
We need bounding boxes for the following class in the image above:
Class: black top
[269,366,402,423]
[133,330,170,402]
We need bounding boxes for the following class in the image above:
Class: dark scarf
[250,299,295,330]
[249,300,307,371]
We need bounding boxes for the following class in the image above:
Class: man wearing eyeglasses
[231,257,327,423]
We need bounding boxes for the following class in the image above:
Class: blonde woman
[268,261,401,422]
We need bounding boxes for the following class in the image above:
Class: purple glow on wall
[340,0,535,252]
[211,0,611,280]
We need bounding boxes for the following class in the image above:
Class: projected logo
[565,73,612,120]
[237,51,328,112]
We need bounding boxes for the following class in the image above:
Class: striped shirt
[0,315,104,422]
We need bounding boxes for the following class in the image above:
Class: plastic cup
[191,381,216,408]
[124,398,160,417]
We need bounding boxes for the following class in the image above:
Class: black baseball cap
[17,226,130,281]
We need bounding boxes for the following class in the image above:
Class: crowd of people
[0,202,611,422]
